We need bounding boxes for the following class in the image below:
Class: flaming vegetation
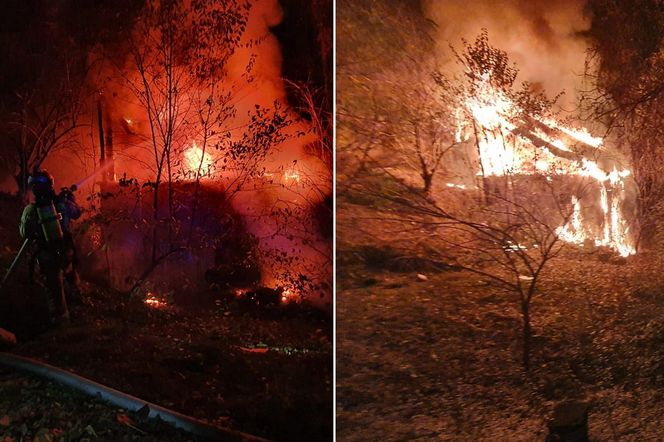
[0,0,332,306]
[584,0,664,252]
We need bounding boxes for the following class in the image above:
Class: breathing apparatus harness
[29,171,63,246]
[28,170,77,250]
[1,172,78,291]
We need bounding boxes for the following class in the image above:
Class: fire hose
[0,238,32,291]
[0,352,272,442]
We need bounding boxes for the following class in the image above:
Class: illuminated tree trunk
[97,98,106,172]
[521,281,538,371]
[413,122,433,194]
[522,303,531,371]
[472,120,489,203]
[423,173,433,194]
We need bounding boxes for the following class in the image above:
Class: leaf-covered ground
[0,275,332,442]
[0,367,200,441]
[337,197,664,441]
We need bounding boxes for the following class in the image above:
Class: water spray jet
[74,160,116,188]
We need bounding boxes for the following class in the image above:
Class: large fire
[184,142,214,177]
[455,75,635,257]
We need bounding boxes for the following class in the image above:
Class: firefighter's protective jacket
[19,196,81,242]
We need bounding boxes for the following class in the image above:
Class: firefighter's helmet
[28,169,55,196]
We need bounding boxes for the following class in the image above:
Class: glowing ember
[458,77,636,257]
[280,288,298,304]
[184,142,213,175]
[144,292,167,308]
[504,242,528,252]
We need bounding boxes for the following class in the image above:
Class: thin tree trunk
[423,173,433,194]
[151,180,160,263]
[472,120,489,204]
[167,148,173,248]
[522,303,531,371]
[97,99,105,172]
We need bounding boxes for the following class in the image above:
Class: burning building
[449,73,636,257]
[414,1,637,256]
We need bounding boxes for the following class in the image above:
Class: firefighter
[19,170,81,325]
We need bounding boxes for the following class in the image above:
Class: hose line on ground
[0,352,271,442]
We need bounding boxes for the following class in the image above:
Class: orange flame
[144,292,167,308]
[459,77,635,256]
[280,288,299,304]
[184,142,213,177]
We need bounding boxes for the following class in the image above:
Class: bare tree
[119,0,253,262]
[5,46,86,199]
[401,96,459,194]
[336,0,445,186]
[364,167,572,369]
[285,79,332,168]
[343,31,586,370]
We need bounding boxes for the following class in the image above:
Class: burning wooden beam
[513,115,596,161]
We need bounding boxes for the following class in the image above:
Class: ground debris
[0,275,332,441]
[0,368,197,441]
[338,213,664,440]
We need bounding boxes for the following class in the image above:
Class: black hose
[0,352,272,442]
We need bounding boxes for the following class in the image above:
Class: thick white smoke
[424,0,590,108]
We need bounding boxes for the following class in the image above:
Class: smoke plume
[425,0,590,108]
